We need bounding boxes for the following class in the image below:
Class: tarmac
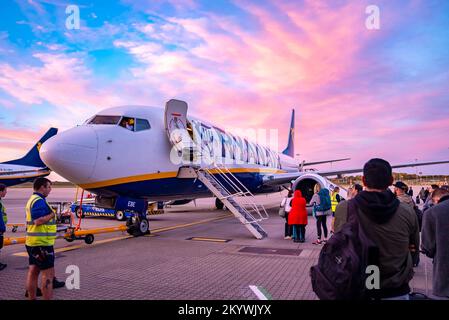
[0,188,433,300]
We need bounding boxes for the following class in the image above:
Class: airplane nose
[40,126,98,184]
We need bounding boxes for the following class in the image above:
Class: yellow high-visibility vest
[331,192,339,212]
[25,194,56,247]
[0,200,6,224]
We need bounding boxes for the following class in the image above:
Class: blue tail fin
[282,109,295,157]
[3,128,58,167]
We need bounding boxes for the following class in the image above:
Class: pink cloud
[0,53,121,116]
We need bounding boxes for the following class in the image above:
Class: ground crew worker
[25,178,57,300]
[331,187,342,214]
[0,183,7,271]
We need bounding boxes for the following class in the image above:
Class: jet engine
[291,173,347,204]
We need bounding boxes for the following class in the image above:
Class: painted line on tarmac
[249,285,271,300]
[12,213,233,257]
[187,237,231,243]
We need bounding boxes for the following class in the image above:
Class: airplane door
[164,99,194,154]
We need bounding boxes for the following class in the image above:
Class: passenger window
[88,115,122,125]
[135,118,151,132]
[119,117,135,131]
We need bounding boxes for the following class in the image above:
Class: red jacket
[288,190,308,225]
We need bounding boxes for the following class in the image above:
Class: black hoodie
[354,190,400,224]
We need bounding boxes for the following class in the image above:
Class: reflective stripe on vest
[25,194,56,247]
[331,193,339,212]
[1,200,6,224]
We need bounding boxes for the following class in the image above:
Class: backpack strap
[347,199,359,223]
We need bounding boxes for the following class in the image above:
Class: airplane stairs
[195,165,269,240]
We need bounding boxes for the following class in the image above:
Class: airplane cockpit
[86,115,151,132]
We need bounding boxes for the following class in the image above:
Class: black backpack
[310,200,379,300]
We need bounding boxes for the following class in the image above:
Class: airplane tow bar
[6,223,25,233]
[63,225,128,245]
[4,225,129,246]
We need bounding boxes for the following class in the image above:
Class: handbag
[278,206,286,218]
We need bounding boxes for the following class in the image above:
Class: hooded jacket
[333,189,420,298]
[288,190,308,225]
[421,196,449,297]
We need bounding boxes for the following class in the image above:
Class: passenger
[408,186,414,197]
[309,185,332,245]
[333,183,363,233]
[393,181,415,211]
[280,190,293,240]
[0,183,7,271]
[330,158,419,300]
[25,178,58,300]
[288,190,307,243]
[419,187,426,203]
[421,188,449,299]
[423,184,439,212]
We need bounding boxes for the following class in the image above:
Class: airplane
[0,128,58,186]
[39,100,449,236]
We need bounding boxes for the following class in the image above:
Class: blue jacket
[0,204,5,233]
[30,193,52,221]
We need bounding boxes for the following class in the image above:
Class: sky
[1,0,449,180]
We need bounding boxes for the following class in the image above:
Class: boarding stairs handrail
[208,163,269,221]
[195,168,267,239]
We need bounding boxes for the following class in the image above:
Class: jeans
[293,225,306,241]
[284,213,292,237]
[316,215,328,239]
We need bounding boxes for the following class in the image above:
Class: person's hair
[432,188,449,200]
[431,184,439,190]
[363,158,393,190]
[0,183,6,192]
[334,186,340,191]
[314,184,321,194]
[288,190,293,197]
[353,184,363,193]
[33,177,52,191]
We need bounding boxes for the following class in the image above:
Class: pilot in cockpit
[120,117,134,131]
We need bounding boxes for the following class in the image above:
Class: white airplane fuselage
[40,106,300,201]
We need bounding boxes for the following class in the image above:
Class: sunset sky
[1,0,448,178]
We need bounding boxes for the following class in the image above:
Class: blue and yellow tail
[282,109,295,158]
[3,128,58,167]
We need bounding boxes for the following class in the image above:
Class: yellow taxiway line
[12,213,233,257]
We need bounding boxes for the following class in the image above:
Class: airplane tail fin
[3,128,58,167]
[282,109,295,158]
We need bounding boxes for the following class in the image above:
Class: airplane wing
[0,168,50,177]
[303,158,350,166]
[262,159,449,186]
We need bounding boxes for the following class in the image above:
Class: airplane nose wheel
[126,214,150,237]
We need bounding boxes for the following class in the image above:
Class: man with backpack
[311,158,420,300]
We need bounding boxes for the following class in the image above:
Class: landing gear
[126,213,150,237]
[215,198,224,210]
[115,210,125,221]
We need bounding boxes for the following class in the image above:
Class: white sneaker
[284,236,292,240]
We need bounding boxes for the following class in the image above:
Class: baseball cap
[392,181,408,191]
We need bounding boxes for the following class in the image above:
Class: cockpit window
[119,117,135,131]
[135,118,151,131]
[88,115,122,125]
